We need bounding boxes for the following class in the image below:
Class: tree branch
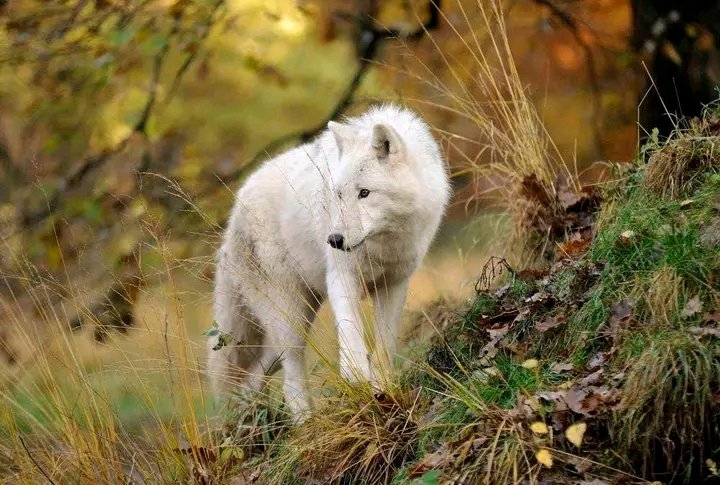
[165,0,224,104]
[220,0,442,185]
[18,3,224,230]
[19,437,57,485]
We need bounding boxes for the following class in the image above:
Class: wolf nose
[327,233,344,250]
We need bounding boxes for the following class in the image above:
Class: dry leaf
[535,315,566,332]
[587,352,608,370]
[682,295,703,318]
[556,236,592,259]
[619,230,635,244]
[536,391,568,411]
[522,358,539,369]
[609,299,634,338]
[526,292,550,303]
[567,455,593,474]
[688,327,720,338]
[530,421,549,435]
[565,422,587,447]
[700,216,720,246]
[579,369,604,387]
[535,448,553,468]
[550,362,574,373]
[519,395,541,416]
[704,312,720,323]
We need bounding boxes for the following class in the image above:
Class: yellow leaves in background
[565,422,587,447]
[535,448,553,468]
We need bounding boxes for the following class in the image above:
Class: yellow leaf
[535,448,553,468]
[521,358,539,369]
[565,422,587,447]
[662,41,682,66]
[530,421,549,435]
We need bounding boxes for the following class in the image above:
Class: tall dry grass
[390,0,577,263]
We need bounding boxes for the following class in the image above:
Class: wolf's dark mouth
[342,239,366,252]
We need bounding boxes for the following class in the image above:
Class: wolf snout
[327,233,345,250]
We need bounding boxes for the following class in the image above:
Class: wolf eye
[358,189,370,199]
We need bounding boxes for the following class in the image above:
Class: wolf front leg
[326,268,373,383]
[373,278,409,383]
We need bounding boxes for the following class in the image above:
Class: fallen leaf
[701,217,720,246]
[609,372,626,385]
[519,395,541,416]
[567,455,593,474]
[526,292,550,304]
[558,181,582,209]
[522,358,539,369]
[564,389,589,414]
[530,421,549,435]
[487,325,510,340]
[579,369,604,387]
[556,236,591,259]
[520,174,553,206]
[472,367,499,383]
[558,380,573,390]
[587,352,608,370]
[550,362,574,373]
[610,299,633,321]
[688,326,720,338]
[609,300,634,336]
[565,422,587,447]
[680,198,694,207]
[619,230,636,244]
[682,295,703,318]
[535,315,566,332]
[704,312,720,323]
[535,448,553,468]
[536,391,568,411]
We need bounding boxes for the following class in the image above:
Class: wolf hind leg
[260,288,321,421]
[208,268,264,398]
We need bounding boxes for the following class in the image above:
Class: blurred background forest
[1,0,720,469]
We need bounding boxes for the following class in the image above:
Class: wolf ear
[328,121,355,154]
[372,124,404,162]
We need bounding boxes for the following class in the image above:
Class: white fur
[208,105,450,418]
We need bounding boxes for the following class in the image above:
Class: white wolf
[208,104,450,417]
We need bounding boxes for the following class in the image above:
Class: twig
[19,436,57,485]
[165,0,225,103]
[18,2,215,229]
[220,0,441,185]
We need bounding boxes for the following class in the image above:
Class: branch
[220,0,442,185]
[165,0,224,104]
[19,437,57,485]
[18,4,222,230]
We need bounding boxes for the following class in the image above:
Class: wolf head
[324,120,421,253]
